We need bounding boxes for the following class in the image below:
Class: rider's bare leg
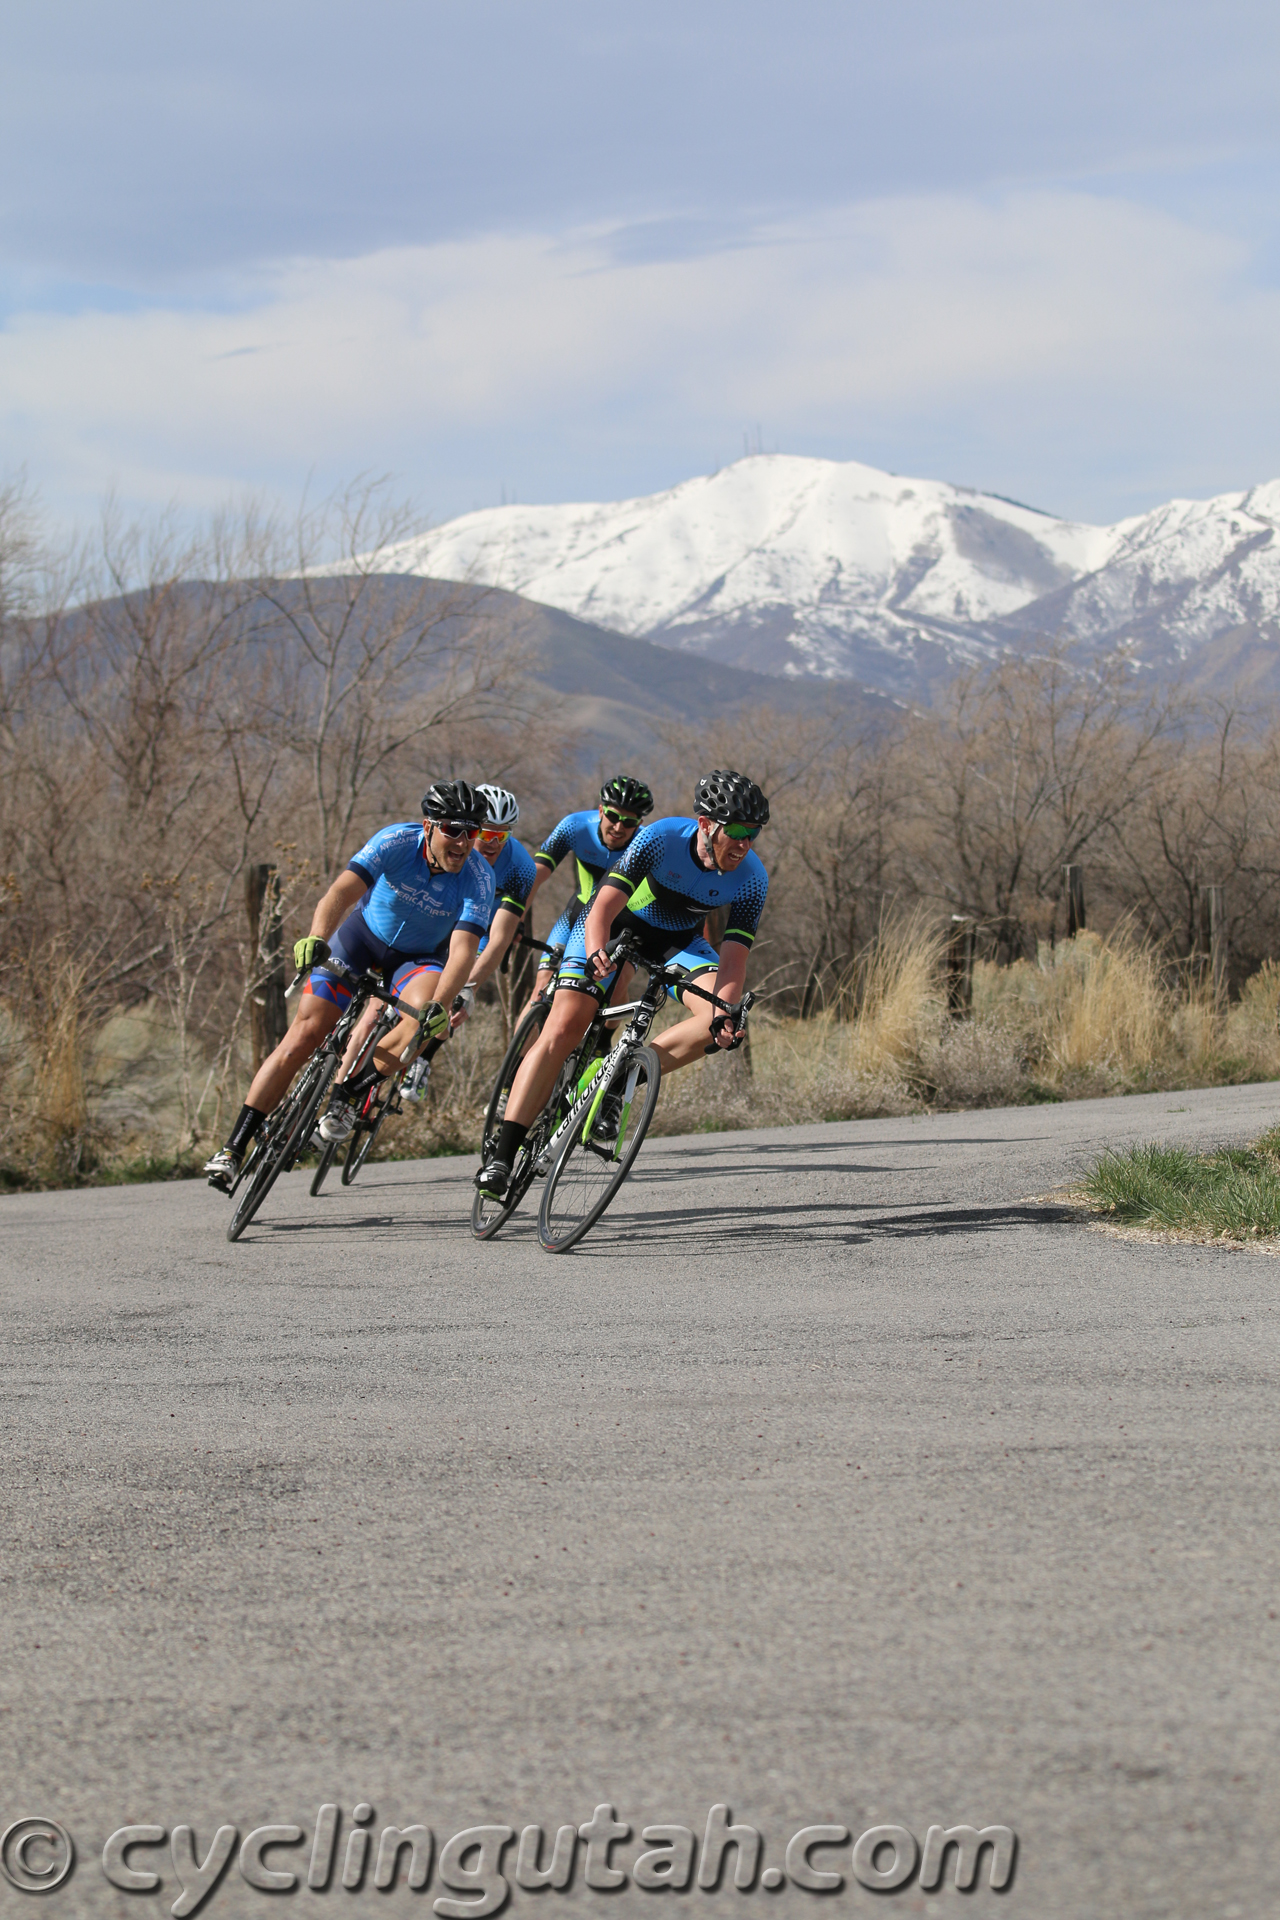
[504,988,598,1127]
[245,994,341,1113]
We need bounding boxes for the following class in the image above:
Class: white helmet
[477,783,520,828]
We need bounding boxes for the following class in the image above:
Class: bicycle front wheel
[227,1056,336,1242]
[537,1044,661,1253]
[471,999,552,1240]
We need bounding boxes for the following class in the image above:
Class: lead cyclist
[203,780,492,1189]
[474,769,769,1200]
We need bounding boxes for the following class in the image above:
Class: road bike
[225,964,416,1241]
[308,980,474,1194]
[469,936,565,1242]
[472,935,752,1253]
[468,932,565,1242]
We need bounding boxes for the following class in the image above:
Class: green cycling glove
[293,935,331,971]
[417,1000,449,1041]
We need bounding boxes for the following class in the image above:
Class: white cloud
[3,189,1278,525]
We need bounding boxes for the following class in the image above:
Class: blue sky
[4,0,1280,529]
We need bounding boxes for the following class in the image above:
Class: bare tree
[251,479,539,871]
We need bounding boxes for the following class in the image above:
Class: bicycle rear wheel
[537,1044,661,1253]
[227,1055,336,1241]
[471,1000,552,1240]
[342,1091,395,1184]
[309,1139,339,1196]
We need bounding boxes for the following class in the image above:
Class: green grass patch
[1082,1136,1280,1240]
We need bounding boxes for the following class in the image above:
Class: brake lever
[703,993,754,1055]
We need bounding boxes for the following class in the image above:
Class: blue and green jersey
[602,816,768,950]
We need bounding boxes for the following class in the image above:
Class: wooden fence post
[1198,885,1227,1004]
[246,863,287,1070]
[1064,864,1086,937]
[946,916,975,1016]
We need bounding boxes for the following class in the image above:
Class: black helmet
[599,774,654,817]
[422,779,488,827]
[693,769,770,827]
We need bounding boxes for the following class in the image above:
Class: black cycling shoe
[591,1093,624,1146]
[475,1158,511,1199]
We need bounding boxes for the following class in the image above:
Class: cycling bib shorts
[304,908,449,1008]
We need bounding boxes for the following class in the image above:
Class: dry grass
[3,921,1280,1189]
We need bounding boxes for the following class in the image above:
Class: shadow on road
[594,1198,1078,1252]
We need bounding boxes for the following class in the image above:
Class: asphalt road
[3,1081,1279,1920]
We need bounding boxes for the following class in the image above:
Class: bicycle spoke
[537,1045,661,1253]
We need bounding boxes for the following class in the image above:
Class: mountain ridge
[372,455,1280,700]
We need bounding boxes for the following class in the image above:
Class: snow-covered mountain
[375,456,1280,697]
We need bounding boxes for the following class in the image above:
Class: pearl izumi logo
[1,1804,1016,1907]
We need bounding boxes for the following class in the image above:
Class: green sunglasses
[721,821,763,842]
[601,807,641,827]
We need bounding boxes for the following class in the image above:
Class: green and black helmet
[599,775,654,818]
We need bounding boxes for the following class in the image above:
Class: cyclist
[475,769,769,1199]
[203,780,493,1188]
[464,784,540,993]
[520,776,655,1008]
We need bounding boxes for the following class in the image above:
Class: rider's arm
[524,864,551,911]
[583,881,630,975]
[466,905,522,990]
[708,942,748,1036]
[435,927,482,1025]
[310,869,367,938]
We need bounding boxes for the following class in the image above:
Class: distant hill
[470,581,892,755]
[370,454,1280,702]
[55,573,891,781]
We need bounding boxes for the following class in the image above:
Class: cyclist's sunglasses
[720,821,763,842]
[601,807,641,827]
[432,819,481,840]
[478,826,511,845]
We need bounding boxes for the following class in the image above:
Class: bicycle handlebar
[597,934,755,1051]
[499,927,565,975]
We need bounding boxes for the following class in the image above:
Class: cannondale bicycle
[472,934,752,1254]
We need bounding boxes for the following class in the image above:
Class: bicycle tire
[341,1096,393,1184]
[309,1138,339,1196]
[227,1054,336,1242]
[471,1000,553,1240]
[537,1043,661,1253]
[481,1001,550,1158]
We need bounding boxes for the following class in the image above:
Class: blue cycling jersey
[347,822,494,952]
[535,809,618,905]
[603,816,768,949]
[491,835,538,915]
